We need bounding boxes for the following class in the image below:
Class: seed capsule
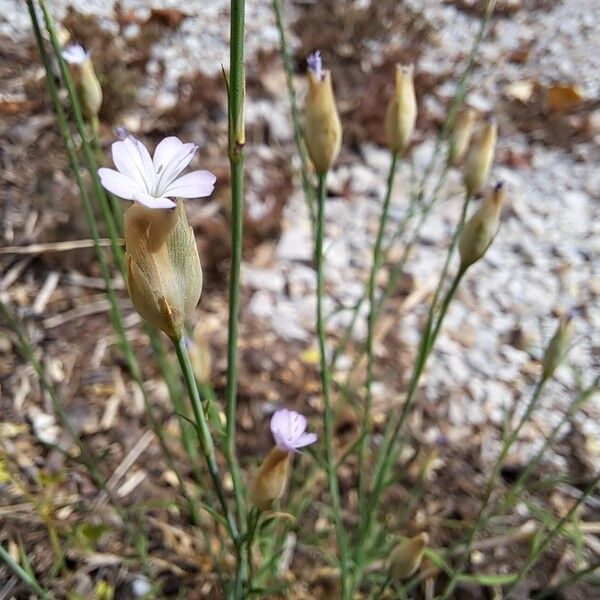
[385,64,417,154]
[124,200,202,339]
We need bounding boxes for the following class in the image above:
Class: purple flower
[270,409,317,452]
[62,43,90,65]
[307,50,323,81]
[98,136,216,209]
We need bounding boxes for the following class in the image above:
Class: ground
[0,0,599,598]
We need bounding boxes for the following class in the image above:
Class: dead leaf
[148,8,189,29]
[547,84,585,111]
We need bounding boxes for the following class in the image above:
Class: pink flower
[270,409,317,452]
[98,136,216,209]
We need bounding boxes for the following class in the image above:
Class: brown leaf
[547,84,585,111]
[148,8,189,29]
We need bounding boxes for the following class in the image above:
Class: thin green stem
[0,543,53,600]
[503,373,600,508]
[534,559,600,600]
[38,0,124,274]
[172,335,239,542]
[315,173,351,598]
[505,469,600,599]
[353,191,472,589]
[358,151,399,528]
[27,0,200,527]
[271,0,315,223]
[440,378,546,599]
[358,191,471,537]
[226,0,248,540]
[0,300,106,492]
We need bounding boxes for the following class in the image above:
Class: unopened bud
[304,51,342,174]
[458,182,505,271]
[385,64,417,154]
[448,107,476,167]
[388,533,429,581]
[124,200,202,339]
[542,314,575,380]
[62,44,102,120]
[463,118,497,195]
[250,446,292,510]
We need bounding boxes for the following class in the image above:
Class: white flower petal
[132,192,176,209]
[292,433,318,449]
[152,136,184,171]
[123,137,155,191]
[98,168,139,200]
[162,170,216,198]
[156,143,198,194]
[111,140,148,190]
[62,44,89,65]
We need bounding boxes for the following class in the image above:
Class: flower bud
[385,64,417,154]
[250,446,292,510]
[542,314,575,381]
[388,533,429,581]
[124,200,202,339]
[463,118,497,195]
[458,182,505,271]
[62,45,102,120]
[448,106,476,167]
[304,51,342,175]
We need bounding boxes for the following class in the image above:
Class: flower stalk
[315,173,351,597]
[226,0,248,540]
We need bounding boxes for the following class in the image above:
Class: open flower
[62,43,90,65]
[98,136,216,209]
[250,409,317,509]
[270,409,317,452]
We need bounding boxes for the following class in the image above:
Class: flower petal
[98,168,139,200]
[291,432,318,449]
[132,192,176,210]
[111,141,146,190]
[152,136,184,171]
[155,143,198,194]
[162,170,216,198]
[122,137,155,191]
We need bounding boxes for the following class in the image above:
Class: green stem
[534,559,600,600]
[440,378,546,599]
[226,0,248,540]
[173,335,239,543]
[503,373,600,508]
[0,543,53,600]
[38,0,124,274]
[27,0,200,527]
[271,0,315,223]
[505,469,600,599]
[358,152,399,527]
[357,191,471,544]
[0,301,104,489]
[315,173,352,598]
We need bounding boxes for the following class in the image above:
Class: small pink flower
[270,409,317,452]
[98,136,216,209]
